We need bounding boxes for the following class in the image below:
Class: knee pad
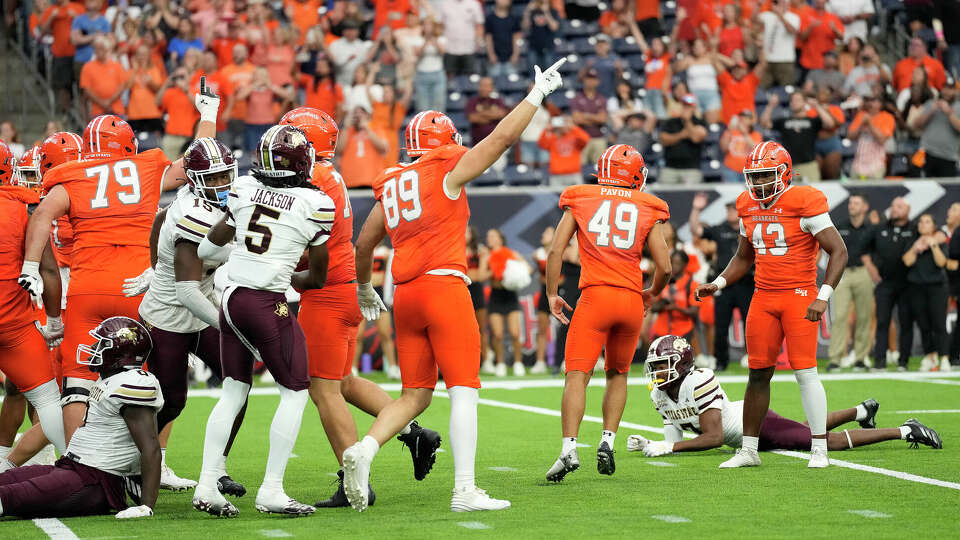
[794,367,820,387]
[219,378,251,415]
[61,378,95,406]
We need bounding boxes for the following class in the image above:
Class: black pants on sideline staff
[873,280,915,368]
[910,281,949,357]
[713,278,754,370]
[951,290,960,365]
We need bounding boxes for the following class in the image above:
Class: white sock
[795,367,827,436]
[854,404,868,421]
[600,430,616,449]
[811,438,827,452]
[161,448,168,468]
[359,435,380,458]
[213,453,228,478]
[899,426,911,439]
[261,386,308,493]
[561,437,577,455]
[448,386,479,491]
[24,380,66,455]
[742,435,759,453]
[199,378,249,489]
[399,422,413,436]
[0,445,11,460]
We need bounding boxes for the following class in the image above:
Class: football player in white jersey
[191,124,334,517]
[0,317,162,519]
[627,335,943,457]
[129,137,246,496]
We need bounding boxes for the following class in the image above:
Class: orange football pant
[564,285,645,375]
[62,294,143,381]
[392,274,481,389]
[745,286,819,370]
[299,282,364,380]
[0,322,56,392]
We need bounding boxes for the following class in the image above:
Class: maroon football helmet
[184,137,237,207]
[252,124,315,188]
[645,335,695,389]
[76,317,152,373]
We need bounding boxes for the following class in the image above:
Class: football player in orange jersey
[279,107,441,508]
[695,141,848,469]
[342,59,566,513]
[37,134,80,307]
[543,144,673,482]
[0,140,67,464]
[18,81,222,444]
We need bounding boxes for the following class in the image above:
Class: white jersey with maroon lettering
[224,175,334,293]
[650,368,744,448]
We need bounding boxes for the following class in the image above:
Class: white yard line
[32,518,80,540]
[894,409,960,414]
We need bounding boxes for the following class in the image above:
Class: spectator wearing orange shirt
[367,73,411,167]
[220,43,255,149]
[337,104,389,187]
[284,0,321,46]
[650,250,700,342]
[39,0,85,112]
[298,57,344,122]
[372,0,414,37]
[264,26,297,87]
[893,38,947,92]
[210,19,249,68]
[190,51,236,136]
[600,0,643,40]
[808,84,845,180]
[155,66,199,159]
[716,4,746,57]
[848,93,896,179]
[537,116,590,186]
[126,44,166,135]
[719,109,763,183]
[639,36,671,119]
[797,0,844,77]
[79,36,128,119]
[717,55,765,125]
[237,66,296,151]
[634,0,662,38]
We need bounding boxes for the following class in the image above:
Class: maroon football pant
[0,458,121,518]
[758,410,813,451]
[144,324,221,431]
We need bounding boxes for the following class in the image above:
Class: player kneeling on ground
[627,335,942,458]
[0,317,163,520]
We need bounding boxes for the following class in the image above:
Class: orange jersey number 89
[382,170,423,228]
[86,160,141,209]
[751,222,788,256]
[586,200,638,249]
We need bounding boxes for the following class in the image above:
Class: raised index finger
[543,57,567,75]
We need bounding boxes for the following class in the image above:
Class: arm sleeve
[175,280,221,329]
[800,212,835,235]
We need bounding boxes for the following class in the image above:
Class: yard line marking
[32,518,80,540]
[645,461,677,467]
[259,530,293,538]
[773,450,960,491]
[575,443,592,448]
[848,510,892,519]
[894,409,960,414]
[909,378,960,386]
[651,515,691,523]
[488,466,518,472]
[458,521,492,530]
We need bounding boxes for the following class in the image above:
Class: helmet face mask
[743,141,792,202]
[645,351,682,389]
[644,335,694,389]
[744,166,784,202]
[75,317,152,373]
[186,162,237,207]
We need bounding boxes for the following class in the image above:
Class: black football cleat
[858,399,879,429]
[217,475,247,497]
[597,441,616,476]
[903,419,943,449]
[315,470,376,508]
[397,421,442,481]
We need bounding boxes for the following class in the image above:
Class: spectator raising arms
[717,54,765,125]
[299,56,344,123]
[411,17,447,113]
[719,109,763,183]
[848,92,895,179]
[522,0,560,76]
[236,66,295,152]
[639,36,671,119]
[220,43,256,149]
[843,44,890,97]
[155,66,198,159]
[761,91,836,182]
[167,18,205,64]
[755,0,801,87]
[538,115,590,186]
[674,38,725,124]
[797,0,844,75]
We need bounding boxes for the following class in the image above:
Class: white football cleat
[161,463,198,491]
[529,361,548,375]
[494,363,508,377]
[193,484,239,517]
[545,449,580,482]
[718,448,761,469]
[254,488,315,516]
[450,486,511,512]
[808,446,829,468]
[342,443,372,512]
[513,361,526,377]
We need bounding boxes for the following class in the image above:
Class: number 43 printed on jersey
[751,222,788,255]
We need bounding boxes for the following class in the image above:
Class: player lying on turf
[0,317,162,520]
[625,335,943,458]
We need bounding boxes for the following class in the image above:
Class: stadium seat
[559,54,584,75]
[505,164,546,186]
[493,73,531,93]
[474,167,505,187]
[613,37,644,55]
[560,19,599,39]
[571,37,596,56]
[137,131,160,152]
[701,159,722,182]
[235,150,253,176]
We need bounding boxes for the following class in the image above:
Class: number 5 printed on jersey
[382,170,422,228]
[587,200,638,249]
[87,160,141,209]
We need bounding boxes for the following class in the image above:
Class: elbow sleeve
[175,281,221,330]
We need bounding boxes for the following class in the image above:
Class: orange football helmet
[39,132,83,178]
[595,144,648,190]
[0,140,13,186]
[16,145,42,193]
[83,114,137,158]
[280,107,339,159]
[743,140,793,202]
[404,110,462,158]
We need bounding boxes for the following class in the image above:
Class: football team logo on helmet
[0,140,14,186]
[404,110,462,158]
[184,137,237,207]
[83,114,137,158]
[743,140,793,202]
[280,107,338,159]
[76,316,153,373]
[15,145,42,193]
[595,144,648,190]
[644,335,695,389]
[252,124,315,188]
[38,131,83,179]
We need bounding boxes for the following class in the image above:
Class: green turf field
[3,367,959,539]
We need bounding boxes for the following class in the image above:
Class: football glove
[194,76,221,124]
[626,434,650,452]
[38,316,64,348]
[525,58,566,107]
[116,505,153,519]
[643,440,675,458]
[122,267,154,297]
[18,261,43,308]
[357,282,387,322]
